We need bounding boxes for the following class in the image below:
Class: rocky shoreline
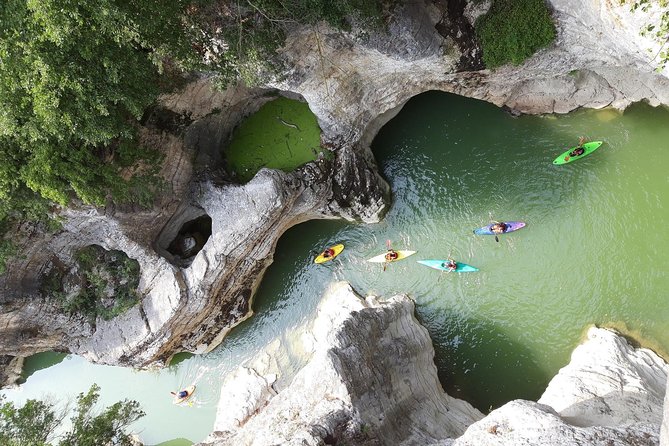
[198,282,668,446]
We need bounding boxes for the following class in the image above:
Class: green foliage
[45,245,141,321]
[0,384,144,446]
[208,0,386,87]
[60,384,144,446]
[0,238,18,275]
[0,398,60,445]
[475,0,556,68]
[0,0,192,270]
[625,0,669,71]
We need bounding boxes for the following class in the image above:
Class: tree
[201,0,386,87]
[0,0,199,209]
[0,0,202,272]
[628,0,669,71]
[59,384,144,446]
[0,384,144,446]
[0,398,61,446]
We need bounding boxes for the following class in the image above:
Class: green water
[2,92,667,443]
[225,96,323,182]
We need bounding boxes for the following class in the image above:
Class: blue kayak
[474,221,526,236]
[417,259,479,272]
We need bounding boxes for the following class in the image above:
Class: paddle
[491,220,500,243]
[384,239,392,271]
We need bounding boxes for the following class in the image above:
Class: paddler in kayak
[491,221,508,234]
[321,247,336,259]
[171,388,190,399]
[444,258,457,271]
[385,249,399,261]
[569,136,586,157]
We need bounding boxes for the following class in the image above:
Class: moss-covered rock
[224,97,326,182]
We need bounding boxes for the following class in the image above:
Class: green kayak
[553,141,603,165]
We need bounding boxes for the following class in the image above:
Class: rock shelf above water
[199,282,668,446]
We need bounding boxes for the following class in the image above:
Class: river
[2,92,667,444]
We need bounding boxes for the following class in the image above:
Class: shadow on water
[20,351,67,383]
[415,307,550,412]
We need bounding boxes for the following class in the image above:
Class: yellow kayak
[314,244,345,264]
[367,250,416,263]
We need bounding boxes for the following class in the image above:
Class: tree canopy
[0,0,198,210]
[630,0,669,71]
[0,384,144,445]
[0,0,205,273]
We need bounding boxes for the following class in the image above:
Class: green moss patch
[475,0,556,68]
[225,97,325,183]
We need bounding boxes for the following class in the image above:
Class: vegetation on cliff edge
[625,0,669,71]
[42,245,141,322]
[0,0,389,273]
[475,0,556,68]
[0,0,205,272]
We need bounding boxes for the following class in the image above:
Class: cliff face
[0,80,389,372]
[199,282,484,446]
[200,283,667,446]
[452,327,668,445]
[1,0,668,378]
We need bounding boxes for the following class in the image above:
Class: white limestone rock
[447,327,668,446]
[201,298,667,446]
[538,327,668,428]
[199,282,483,446]
[662,374,669,445]
[448,400,660,446]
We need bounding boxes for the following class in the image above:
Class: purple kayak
[473,221,526,236]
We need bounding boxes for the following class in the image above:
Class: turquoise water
[2,92,668,443]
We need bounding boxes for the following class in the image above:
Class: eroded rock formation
[200,284,667,446]
[452,326,668,445]
[199,282,484,445]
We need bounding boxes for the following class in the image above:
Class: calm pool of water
[3,92,667,444]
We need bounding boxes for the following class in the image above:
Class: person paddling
[491,221,507,234]
[569,136,586,157]
[385,249,399,261]
[490,220,508,243]
[171,389,190,399]
[444,257,457,271]
[321,247,335,258]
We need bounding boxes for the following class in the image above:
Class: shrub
[0,384,144,446]
[44,245,141,322]
[475,0,556,68]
